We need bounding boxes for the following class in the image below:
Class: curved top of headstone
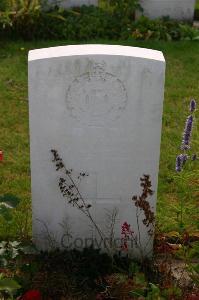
[28,44,165,62]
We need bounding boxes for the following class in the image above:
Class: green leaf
[129,288,145,297]
[191,263,199,274]
[0,194,20,208]
[21,245,39,255]
[0,195,20,220]
[0,242,7,248]
[10,241,21,248]
[149,283,160,293]
[0,248,6,256]
[134,272,147,286]
[0,258,8,267]
[166,33,172,41]
[129,262,140,276]
[46,12,67,21]
[0,278,21,292]
[11,248,19,259]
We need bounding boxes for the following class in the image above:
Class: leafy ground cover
[1,1,199,41]
[1,242,197,300]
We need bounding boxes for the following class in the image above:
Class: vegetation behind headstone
[0,0,199,40]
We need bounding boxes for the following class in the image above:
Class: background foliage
[0,0,199,40]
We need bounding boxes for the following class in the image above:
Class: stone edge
[28,44,165,63]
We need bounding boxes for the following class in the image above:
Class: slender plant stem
[54,154,112,255]
[136,206,143,260]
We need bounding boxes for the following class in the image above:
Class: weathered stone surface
[137,0,196,21]
[28,45,165,256]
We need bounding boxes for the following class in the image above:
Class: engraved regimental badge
[66,62,127,125]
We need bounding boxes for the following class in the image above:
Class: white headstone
[137,0,196,21]
[47,0,98,8]
[28,45,165,257]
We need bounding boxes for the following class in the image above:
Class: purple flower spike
[176,154,183,172]
[181,115,193,150]
[190,99,196,113]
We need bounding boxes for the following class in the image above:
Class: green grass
[196,0,199,10]
[0,40,198,239]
